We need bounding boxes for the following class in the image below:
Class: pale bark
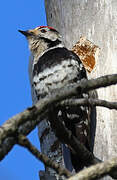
[68,157,117,180]
[44,1,117,180]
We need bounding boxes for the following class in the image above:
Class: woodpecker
[19,26,91,172]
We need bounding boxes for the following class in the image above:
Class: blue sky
[0,0,46,179]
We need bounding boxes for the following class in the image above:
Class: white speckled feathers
[33,58,82,98]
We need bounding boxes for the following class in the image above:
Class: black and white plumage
[19,26,91,173]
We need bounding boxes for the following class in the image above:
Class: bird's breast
[33,59,78,99]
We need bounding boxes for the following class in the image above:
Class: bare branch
[61,98,117,110]
[0,74,117,160]
[0,108,47,160]
[17,135,72,178]
[68,157,117,180]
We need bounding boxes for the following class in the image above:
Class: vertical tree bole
[38,1,117,179]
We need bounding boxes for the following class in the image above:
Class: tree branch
[17,135,72,178]
[68,157,117,180]
[0,74,117,160]
[61,98,117,110]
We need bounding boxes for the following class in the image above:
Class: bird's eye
[40,29,46,33]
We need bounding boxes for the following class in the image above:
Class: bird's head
[19,26,63,58]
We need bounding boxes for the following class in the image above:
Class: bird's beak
[18,30,32,37]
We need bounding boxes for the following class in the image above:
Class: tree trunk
[43,0,117,180]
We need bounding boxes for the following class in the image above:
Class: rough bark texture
[44,0,117,180]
